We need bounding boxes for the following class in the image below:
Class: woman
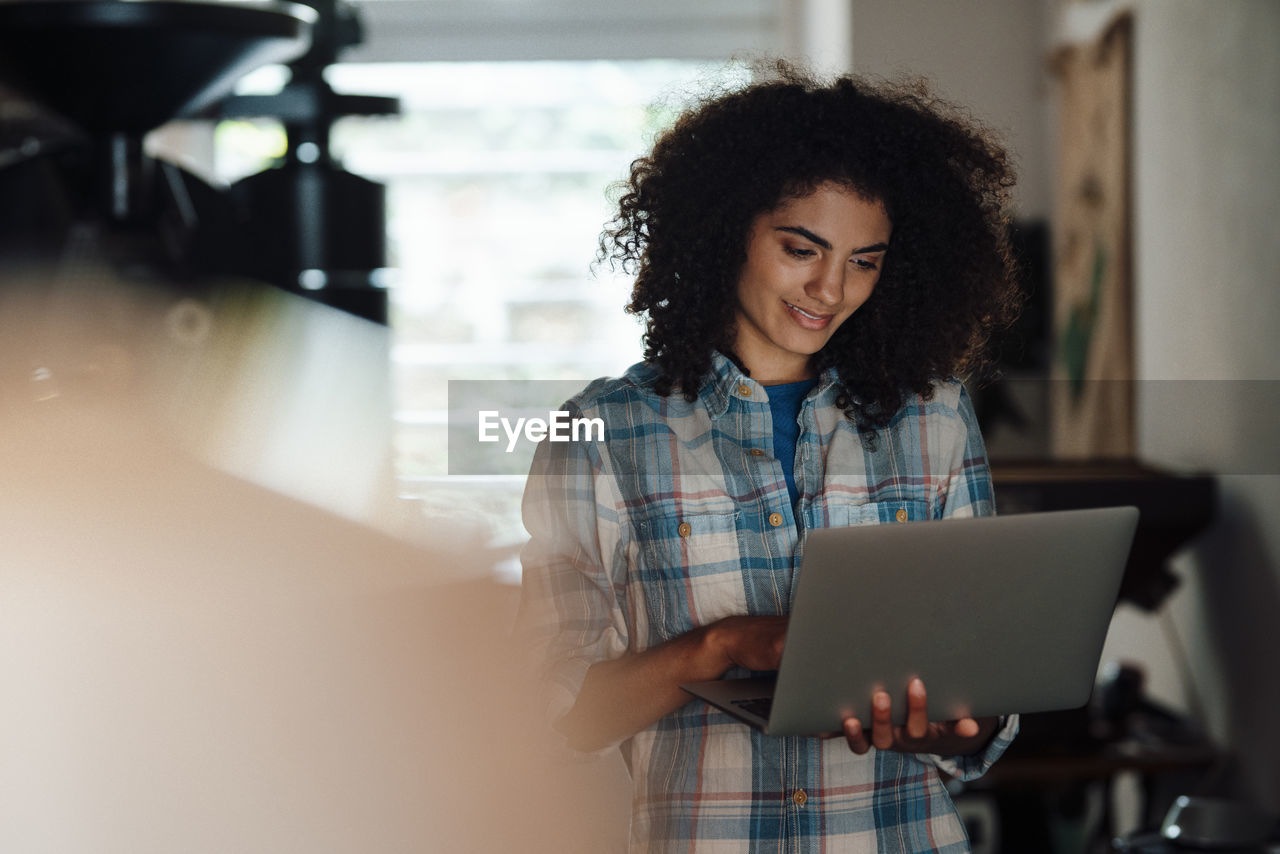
[519,64,1023,851]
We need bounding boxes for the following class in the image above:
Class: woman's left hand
[841,678,999,756]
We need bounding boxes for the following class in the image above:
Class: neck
[760,374,814,386]
[723,342,816,385]
[749,360,815,386]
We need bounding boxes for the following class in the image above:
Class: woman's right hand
[705,615,789,673]
[557,614,787,752]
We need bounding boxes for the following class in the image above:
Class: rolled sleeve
[514,406,630,748]
[925,713,1020,781]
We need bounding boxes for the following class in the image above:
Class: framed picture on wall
[1049,13,1134,459]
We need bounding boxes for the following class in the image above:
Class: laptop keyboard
[731,697,773,719]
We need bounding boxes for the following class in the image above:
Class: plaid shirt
[519,352,1018,853]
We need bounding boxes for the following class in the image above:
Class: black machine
[218,0,400,323]
[0,0,396,324]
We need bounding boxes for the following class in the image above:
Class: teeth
[788,303,824,320]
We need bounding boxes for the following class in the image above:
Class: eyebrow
[775,226,889,254]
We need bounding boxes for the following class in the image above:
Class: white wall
[850,0,1053,219]
[1135,0,1280,811]
[1079,0,1280,812]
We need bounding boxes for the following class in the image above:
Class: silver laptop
[681,506,1139,736]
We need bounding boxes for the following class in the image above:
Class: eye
[785,246,816,259]
[850,257,880,272]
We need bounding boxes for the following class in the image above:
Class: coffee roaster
[0,0,395,324]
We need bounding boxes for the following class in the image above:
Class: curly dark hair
[599,62,1022,431]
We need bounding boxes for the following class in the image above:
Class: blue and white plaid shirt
[519,352,1018,853]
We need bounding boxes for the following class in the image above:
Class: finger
[953,716,980,739]
[906,678,928,740]
[843,717,870,755]
[871,691,894,751]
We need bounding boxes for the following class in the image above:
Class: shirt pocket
[828,498,932,527]
[633,510,747,640]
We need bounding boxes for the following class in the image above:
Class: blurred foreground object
[0,275,398,530]
[0,386,627,853]
[0,12,630,846]
[0,283,629,852]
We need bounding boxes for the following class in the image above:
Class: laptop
[681,506,1139,736]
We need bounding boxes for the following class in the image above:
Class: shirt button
[895,508,908,523]
[768,512,784,527]
[677,522,692,537]
[792,789,807,807]
[737,383,752,397]
[750,448,765,456]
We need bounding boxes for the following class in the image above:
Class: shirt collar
[700,351,841,420]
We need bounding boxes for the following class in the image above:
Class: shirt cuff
[542,641,630,759]
[924,713,1020,781]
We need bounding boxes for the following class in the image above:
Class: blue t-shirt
[767,378,817,508]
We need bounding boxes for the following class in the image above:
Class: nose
[805,259,845,308]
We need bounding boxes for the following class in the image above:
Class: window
[216,60,744,562]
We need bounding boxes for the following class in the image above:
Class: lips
[784,300,834,330]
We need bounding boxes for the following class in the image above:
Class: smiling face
[731,182,892,383]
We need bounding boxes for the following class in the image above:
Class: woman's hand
[841,678,999,756]
[557,615,787,752]
[705,615,788,673]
